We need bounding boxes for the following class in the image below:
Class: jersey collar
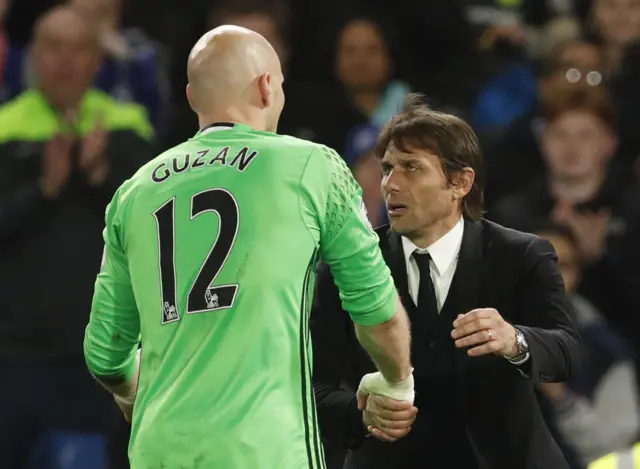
[196,122,252,137]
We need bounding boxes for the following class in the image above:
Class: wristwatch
[507,327,529,362]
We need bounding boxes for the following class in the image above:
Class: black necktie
[413,252,438,316]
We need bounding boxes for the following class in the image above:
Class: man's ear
[257,72,272,108]
[186,84,196,112]
[451,167,475,202]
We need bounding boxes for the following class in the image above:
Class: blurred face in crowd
[32,8,100,111]
[337,19,390,92]
[538,232,580,294]
[381,143,465,238]
[541,110,616,182]
[215,13,288,68]
[593,0,640,47]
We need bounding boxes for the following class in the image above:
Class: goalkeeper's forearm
[355,296,412,384]
[91,348,141,405]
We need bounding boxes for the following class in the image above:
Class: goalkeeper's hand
[357,371,416,442]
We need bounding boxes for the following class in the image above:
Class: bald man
[84,26,413,469]
[0,4,154,469]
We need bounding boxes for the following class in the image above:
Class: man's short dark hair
[374,94,485,220]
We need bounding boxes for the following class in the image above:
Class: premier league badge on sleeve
[360,200,373,231]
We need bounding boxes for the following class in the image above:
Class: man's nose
[382,170,400,193]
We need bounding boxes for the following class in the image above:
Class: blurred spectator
[536,223,639,466]
[485,37,604,203]
[465,0,541,135]
[471,15,589,138]
[589,0,640,171]
[70,0,171,132]
[0,5,153,468]
[335,17,409,129]
[488,83,640,356]
[588,0,640,168]
[164,0,366,155]
[206,0,289,65]
[533,16,582,59]
[2,0,170,132]
[334,17,410,227]
[589,0,640,75]
[365,0,482,117]
[462,0,527,46]
[470,50,538,135]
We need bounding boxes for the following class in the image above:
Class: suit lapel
[385,229,415,311]
[451,219,484,318]
[450,220,485,372]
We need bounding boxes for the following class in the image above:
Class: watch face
[517,330,529,352]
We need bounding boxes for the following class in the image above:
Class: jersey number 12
[153,188,239,325]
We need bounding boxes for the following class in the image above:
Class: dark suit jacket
[311,219,581,469]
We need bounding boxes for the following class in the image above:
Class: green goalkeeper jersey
[84,123,398,469]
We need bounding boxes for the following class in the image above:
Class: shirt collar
[196,122,258,138]
[199,122,236,136]
[401,217,464,276]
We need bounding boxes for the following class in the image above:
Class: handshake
[357,371,418,442]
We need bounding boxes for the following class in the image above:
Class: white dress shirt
[401,217,464,312]
[400,217,529,365]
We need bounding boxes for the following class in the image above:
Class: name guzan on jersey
[152,146,259,183]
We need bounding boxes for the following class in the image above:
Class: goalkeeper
[84,25,414,469]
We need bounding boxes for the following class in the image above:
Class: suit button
[429,341,438,349]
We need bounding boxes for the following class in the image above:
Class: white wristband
[357,371,415,404]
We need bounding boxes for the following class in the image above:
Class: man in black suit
[311,96,581,469]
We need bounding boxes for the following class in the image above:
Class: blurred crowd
[1,0,640,468]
